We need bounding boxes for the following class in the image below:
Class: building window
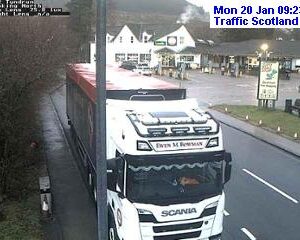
[127,53,138,63]
[140,54,151,63]
[180,37,185,44]
[131,36,134,43]
[144,36,148,43]
[119,36,122,43]
[115,53,125,62]
[107,36,110,43]
[180,56,194,62]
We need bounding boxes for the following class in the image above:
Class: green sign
[154,41,166,46]
[257,61,279,100]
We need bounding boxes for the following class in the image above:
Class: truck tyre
[108,215,118,240]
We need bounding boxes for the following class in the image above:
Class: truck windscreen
[126,159,223,205]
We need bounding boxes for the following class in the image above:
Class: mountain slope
[113,0,190,15]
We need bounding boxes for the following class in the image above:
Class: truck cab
[106,99,232,240]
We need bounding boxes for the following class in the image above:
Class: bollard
[294,132,298,139]
[277,126,281,133]
[39,176,52,217]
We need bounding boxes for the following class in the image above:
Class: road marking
[243,169,299,204]
[241,227,256,240]
[224,210,230,216]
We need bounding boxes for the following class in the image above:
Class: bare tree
[0,17,76,202]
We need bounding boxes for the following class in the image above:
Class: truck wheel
[108,216,118,240]
[109,228,115,240]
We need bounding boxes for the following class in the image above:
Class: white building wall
[153,25,195,53]
[90,25,199,68]
[292,59,300,71]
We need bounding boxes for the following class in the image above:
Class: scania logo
[161,208,197,217]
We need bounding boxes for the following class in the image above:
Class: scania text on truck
[66,63,232,240]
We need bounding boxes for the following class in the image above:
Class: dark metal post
[96,0,107,239]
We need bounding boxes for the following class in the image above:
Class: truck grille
[139,207,216,240]
[153,221,203,233]
[153,231,201,240]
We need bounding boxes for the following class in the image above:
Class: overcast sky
[186,0,210,12]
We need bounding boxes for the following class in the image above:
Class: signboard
[154,41,166,46]
[257,61,279,100]
[167,36,177,46]
[150,139,208,152]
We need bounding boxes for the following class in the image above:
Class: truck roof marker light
[171,127,190,135]
[147,128,167,136]
[206,137,219,148]
[194,126,212,135]
[137,140,152,151]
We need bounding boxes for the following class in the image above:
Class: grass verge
[0,195,43,240]
[0,165,44,240]
[0,104,45,240]
[212,104,300,140]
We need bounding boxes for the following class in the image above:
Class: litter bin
[285,99,292,113]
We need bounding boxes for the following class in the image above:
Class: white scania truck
[66,64,232,240]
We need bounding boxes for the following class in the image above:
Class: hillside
[113,0,189,15]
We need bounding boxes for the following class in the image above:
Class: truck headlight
[137,141,152,151]
[137,208,153,215]
[209,234,222,240]
[206,137,219,148]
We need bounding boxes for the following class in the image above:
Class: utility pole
[95,0,107,239]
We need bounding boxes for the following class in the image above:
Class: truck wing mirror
[107,156,121,191]
[224,152,232,184]
[107,157,118,171]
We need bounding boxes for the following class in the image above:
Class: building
[209,39,300,71]
[90,24,212,68]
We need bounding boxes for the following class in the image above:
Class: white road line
[243,169,299,204]
[241,227,256,240]
[224,210,230,216]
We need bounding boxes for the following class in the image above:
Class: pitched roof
[107,26,123,37]
[178,43,214,55]
[107,24,185,42]
[154,47,176,54]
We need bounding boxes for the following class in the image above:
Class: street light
[260,43,269,61]
[260,43,269,52]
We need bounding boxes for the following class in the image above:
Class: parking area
[156,70,300,108]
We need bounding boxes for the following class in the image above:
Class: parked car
[120,61,136,70]
[133,63,152,76]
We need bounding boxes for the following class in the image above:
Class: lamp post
[95,0,108,239]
